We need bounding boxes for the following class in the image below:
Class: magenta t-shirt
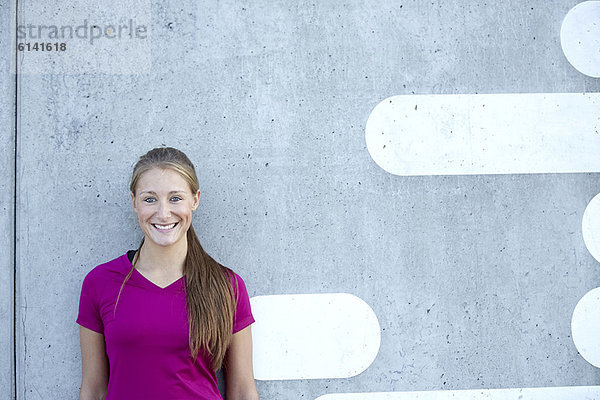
[76,252,255,399]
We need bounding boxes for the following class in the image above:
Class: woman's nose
[157,202,171,218]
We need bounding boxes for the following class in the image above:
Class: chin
[150,235,186,248]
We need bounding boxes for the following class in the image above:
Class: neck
[136,236,187,274]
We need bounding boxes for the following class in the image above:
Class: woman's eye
[171,196,182,202]
[143,198,156,203]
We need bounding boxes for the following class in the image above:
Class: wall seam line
[13,0,19,398]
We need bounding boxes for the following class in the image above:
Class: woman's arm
[79,326,109,400]
[224,325,259,400]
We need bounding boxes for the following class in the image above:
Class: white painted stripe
[250,293,381,380]
[572,287,600,368]
[561,1,600,78]
[315,386,600,400]
[365,93,600,176]
[582,193,600,263]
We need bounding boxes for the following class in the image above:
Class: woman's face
[130,167,200,249]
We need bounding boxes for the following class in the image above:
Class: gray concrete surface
[1,0,15,397]
[8,0,600,399]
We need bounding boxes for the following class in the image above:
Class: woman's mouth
[152,222,178,231]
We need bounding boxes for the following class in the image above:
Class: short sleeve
[76,270,104,334]
[231,273,255,334]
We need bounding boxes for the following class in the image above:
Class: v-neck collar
[123,251,186,293]
[132,267,185,291]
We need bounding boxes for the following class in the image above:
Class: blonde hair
[114,147,237,371]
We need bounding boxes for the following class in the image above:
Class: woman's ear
[130,192,137,212]
[192,189,201,210]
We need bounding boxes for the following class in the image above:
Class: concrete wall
[6,0,600,399]
[1,0,15,397]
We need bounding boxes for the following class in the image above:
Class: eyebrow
[139,190,187,195]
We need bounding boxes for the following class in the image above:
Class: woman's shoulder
[83,252,131,283]
[221,265,246,284]
[221,266,251,298]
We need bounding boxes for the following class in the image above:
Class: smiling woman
[131,168,199,250]
[76,147,259,400]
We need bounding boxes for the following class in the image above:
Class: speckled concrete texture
[9,0,600,399]
[1,0,15,397]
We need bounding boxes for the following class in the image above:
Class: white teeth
[154,223,176,230]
